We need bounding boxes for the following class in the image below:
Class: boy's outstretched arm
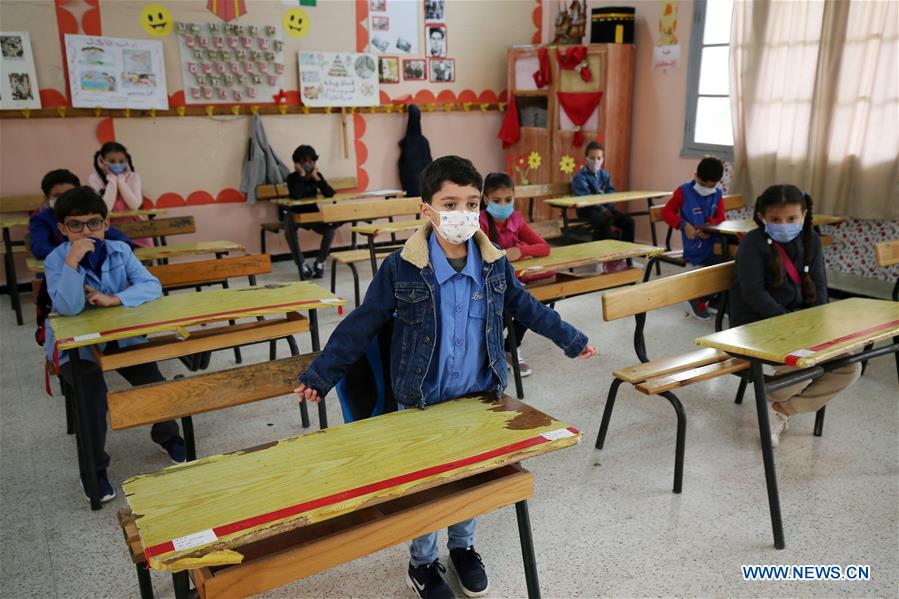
[296,255,398,402]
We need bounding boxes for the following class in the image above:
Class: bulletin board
[299,51,379,107]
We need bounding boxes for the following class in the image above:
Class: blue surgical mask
[693,182,717,197]
[764,222,803,244]
[486,201,514,220]
[107,163,127,175]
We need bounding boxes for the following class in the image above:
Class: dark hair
[753,184,816,306]
[584,141,604,157]
[292,145,319,163]
[696,156,724,182]
[53,186,108,222]
[93,141,135,188]
[419,155,483,204]
[41,169,81,197]
[481,172,515,243]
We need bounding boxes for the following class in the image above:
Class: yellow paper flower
[560,155,576,175]
[527,151,542,170]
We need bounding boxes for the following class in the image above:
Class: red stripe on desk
[56,298,336,346]
[143,426,580,560]
[784,319,899,366]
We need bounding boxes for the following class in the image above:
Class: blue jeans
[398,404,477,565]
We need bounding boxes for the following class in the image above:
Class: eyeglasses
[64,218,104,233]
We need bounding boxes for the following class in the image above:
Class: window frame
[682,0,734,160]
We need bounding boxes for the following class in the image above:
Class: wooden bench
[116,215,196,246]
[257,176,357,253]
[515,181,572,221]
[875,239,899,301]
[649,194,745,266]
[329,246,402,307]
[594,261,750,493]
[529,219,562,241]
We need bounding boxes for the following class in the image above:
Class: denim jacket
[299,222,589,407]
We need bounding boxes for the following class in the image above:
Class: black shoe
[160,436,187,464]
[312,262,325,279]
[449,547,489,597]
[300,263,314,280]
[82,471,116,503]
[406,560,455,599]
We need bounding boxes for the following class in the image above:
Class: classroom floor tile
[0,259,896,598]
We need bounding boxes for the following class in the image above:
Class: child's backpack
[33,277,51,347]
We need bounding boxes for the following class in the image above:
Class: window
[683,0,734,159]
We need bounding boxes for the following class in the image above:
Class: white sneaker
[768,403,789,448]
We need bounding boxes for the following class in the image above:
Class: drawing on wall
[402,58,426,81]
[299,51,380,106]
[379,56,399,83]
[654,2,680,69]
[0,32,41,109]
[65,34,168,109]
[368,0,419,55]
[140,4,174,37]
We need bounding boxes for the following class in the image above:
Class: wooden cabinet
[506,44,635,202]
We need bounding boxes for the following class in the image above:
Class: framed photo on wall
[429,57,454,82]
[402,58,426,81]
[379,56,399,83]
[426,24,447,57]
[425,0,445,22]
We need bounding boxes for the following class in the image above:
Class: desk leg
[505,312,524,399]
[282,211,306,280]
[647,199,661,275]
[2,227,23,325]
[181,416,197,461]
[561,209,571,244]
[69,350,102,510]
[308,309,328,430]
[171,571,193,599]
[287,329,310,429]
[528,197,534,222]
[749,360,785,549]
[368,235,378,277]
[515,500,541,599]
[722,236,731,261]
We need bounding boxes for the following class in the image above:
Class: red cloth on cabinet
[555,46,592,82]
[557,91,603,146]
[532,47,551,88]
[498,94,521,148]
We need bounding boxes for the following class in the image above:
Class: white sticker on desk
[321,298,342,303]
[541,428,576,441]
[172,529,218,551]
[73,333,102,342]
[791,349,815,358]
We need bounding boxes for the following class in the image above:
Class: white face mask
[693,182,717,196]
[428,206,480,244]
[586,157,603,172]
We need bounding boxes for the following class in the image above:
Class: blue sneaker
[160,436,187,464]
[449,547,489,597]
[406,560,455,599]
[82,471,116,503]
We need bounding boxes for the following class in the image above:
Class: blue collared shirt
[423,233,494,404]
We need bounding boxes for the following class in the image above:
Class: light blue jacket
[45,239,162,365]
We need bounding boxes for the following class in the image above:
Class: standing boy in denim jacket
[295,156,597,599]
[45,187,185,503]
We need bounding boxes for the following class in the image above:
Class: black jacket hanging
[397,105,432,197]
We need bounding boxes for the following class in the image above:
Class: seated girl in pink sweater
[88,141,151,247]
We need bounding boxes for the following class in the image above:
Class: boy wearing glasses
[44,186,185,503]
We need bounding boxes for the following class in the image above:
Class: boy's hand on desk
[65,238,96,269]
[294,384,321,403]
[84,285,122,307]
[505,247,522,261]
[577,345,599,360]
[683,223,708,240]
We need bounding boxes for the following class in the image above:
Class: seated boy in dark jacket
[29,169,131,260]
[295,156,597,599]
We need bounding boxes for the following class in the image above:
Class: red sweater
[478,210,550,258]
[661,186,726,230]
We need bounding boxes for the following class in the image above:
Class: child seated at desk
[729,184,860,448]
[88,141,151,247]
[479,172,551,378]
[45,187,185,503]
[571,142,634,272]
[29,169,132,260]
[661,156,726,320]
[284,144,339,279]
[295,156,597,599]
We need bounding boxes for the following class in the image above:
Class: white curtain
[730,0,898,219]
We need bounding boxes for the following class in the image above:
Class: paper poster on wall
[65,34,168,109]
[653,44,680,69]
[0,32,41,110]
[299,51,379,107]
[176,22,285,105]
[368,0,419,55]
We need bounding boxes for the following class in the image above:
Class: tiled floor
[1,259,896,598]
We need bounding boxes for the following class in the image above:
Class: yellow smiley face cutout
[283,8,310,39]
[141,4,173,37]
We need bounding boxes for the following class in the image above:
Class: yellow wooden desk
[51,282,345,510]
[1,215,31,325]
[111,208,167,218]
[545,190,670,248]
[351,218,424,274]
[0,216,29,228]
[123,394,579,598]
[694,298,899,549]
[273,189,406,208]
[27,240,246,273]
[514,239,663,278]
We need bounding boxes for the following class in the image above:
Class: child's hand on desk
[683,223,708,240]
[505,247,522,261]
[577,345,599,360]
[84,285,122,307]
[294,383,321,403]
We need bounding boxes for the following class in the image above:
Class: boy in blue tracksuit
[29,169,132,260]
[295,156,598,599]
[45,187,184,503]
[661,156,726,319]
[570,141,635,244]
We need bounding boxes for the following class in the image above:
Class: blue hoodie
[28,207,132,260]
